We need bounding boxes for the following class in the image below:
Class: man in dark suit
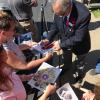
[44,0,91,81]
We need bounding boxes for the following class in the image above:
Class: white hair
[51,0,72,12]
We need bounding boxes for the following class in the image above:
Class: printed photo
[17,32,32,44]
[28,62,62,92]
[56,83,78,100]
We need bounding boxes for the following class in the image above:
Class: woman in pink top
[0,46,57,100]
[0,45,26,100]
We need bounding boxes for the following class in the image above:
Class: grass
[91,9,100,18]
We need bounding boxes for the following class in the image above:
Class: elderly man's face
[52,0,71,16]
[52,3,64,16]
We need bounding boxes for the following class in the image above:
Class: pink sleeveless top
[0,70,26,100]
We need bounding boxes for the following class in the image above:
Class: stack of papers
[31,43,53,56]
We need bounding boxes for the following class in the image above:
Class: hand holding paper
[28,62,62,92]
[31,42,54,56]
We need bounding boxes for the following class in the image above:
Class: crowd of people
[0,5,55,100]
[0,0,99,100]
[10,0,39,41]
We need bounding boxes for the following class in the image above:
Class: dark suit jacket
[47,1,91,55]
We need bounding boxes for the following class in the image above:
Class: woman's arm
[5,50,52,70]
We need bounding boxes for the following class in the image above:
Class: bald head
[52,0,72,16]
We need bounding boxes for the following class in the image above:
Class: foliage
[91,9,100,18]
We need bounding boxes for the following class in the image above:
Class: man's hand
[40,39,51,49]
[44,52,52,61]
[53,40,61,51]
[40,39,50,46]
[31,0,38,7]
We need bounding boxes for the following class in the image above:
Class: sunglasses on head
[0,16,15,31]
